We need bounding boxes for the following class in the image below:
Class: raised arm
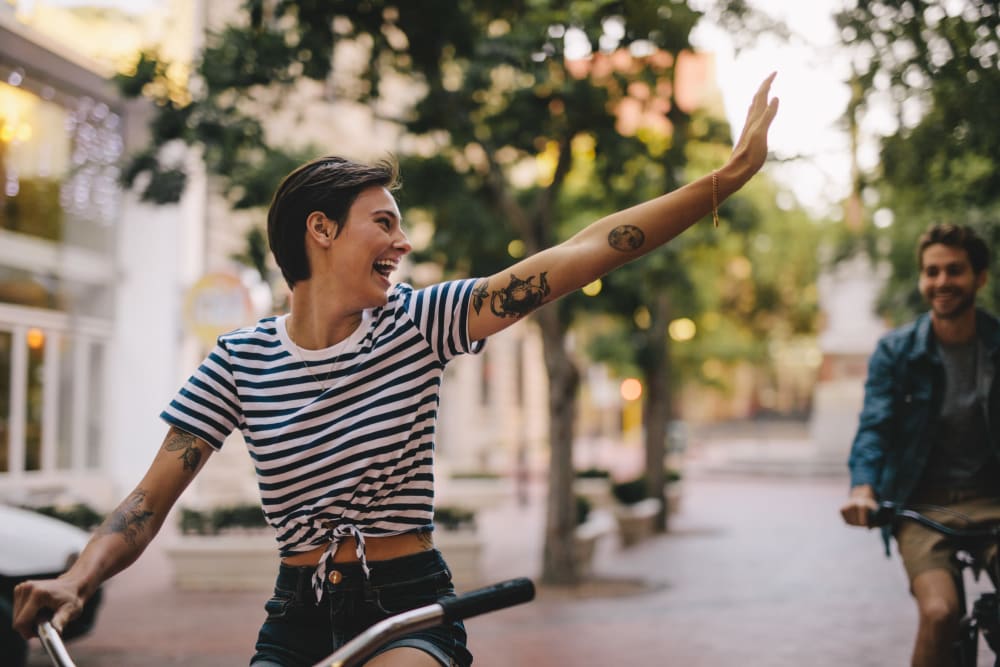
[12,426,214,639]
[468,72,779,342]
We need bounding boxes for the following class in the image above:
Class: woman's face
[329,185,411,308]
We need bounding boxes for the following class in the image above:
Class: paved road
[26,472,996,666]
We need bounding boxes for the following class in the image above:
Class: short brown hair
[267,155,401,288]
[917,223,990,274]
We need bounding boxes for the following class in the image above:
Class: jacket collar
[909,307,1000,361]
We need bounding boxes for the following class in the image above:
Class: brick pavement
[26,473,996,666]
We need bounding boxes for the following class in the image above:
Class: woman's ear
[306,211,332,247]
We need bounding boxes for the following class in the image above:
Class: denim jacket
[847,308,1000,551]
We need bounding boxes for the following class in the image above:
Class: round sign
[183,272,254,347]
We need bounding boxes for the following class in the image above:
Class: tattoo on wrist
[607,225,645,251]
[98,489,154,547]
[489,272,550,318]
[164,429,202,472]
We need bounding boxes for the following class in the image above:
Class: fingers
[840,497,878,527]
[11,580,80,640]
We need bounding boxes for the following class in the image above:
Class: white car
[0,504,103,667]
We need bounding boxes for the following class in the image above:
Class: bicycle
[36,576,535,667]
[870,501,1000,667]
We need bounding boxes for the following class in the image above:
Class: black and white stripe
[161,279,484,556]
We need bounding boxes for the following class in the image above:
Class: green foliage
[27,503,104,531]
[178,504,269,534]
[611,476,648,506]
[433,505,477,531]
[836,0,1000,322]
[575,494,592,525]
[574,467,610,479]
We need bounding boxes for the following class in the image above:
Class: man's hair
[917,223,990,274]
[267,155,401,288]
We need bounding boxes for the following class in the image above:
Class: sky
[691,0,856,219]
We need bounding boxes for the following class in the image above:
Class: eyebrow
[372,208,400,220]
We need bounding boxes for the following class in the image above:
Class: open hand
[729,72,780,180]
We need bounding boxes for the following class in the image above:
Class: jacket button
[328,570,342,584]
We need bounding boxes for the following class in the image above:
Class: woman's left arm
[468,72,779,342]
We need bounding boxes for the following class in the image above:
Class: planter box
[166,527,485,593]
[612,498,663,548]
[574,477,614,510]
[574,511,614,577]
[434,527,483,591]
[165,532,278,591]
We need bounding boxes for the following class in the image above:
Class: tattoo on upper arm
[472,279,489,315]
[98,489,154,547]
[608,225,645,251]
[488,273,550,319]
[164,429,203,472]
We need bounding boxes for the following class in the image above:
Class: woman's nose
[393,229,412,254]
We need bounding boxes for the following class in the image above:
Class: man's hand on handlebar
[12,577,84,640]
[840,484,879,528]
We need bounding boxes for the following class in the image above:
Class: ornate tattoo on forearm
[607,224,645,252]
[477,272,551,319]
[98,489,154,547]
[164,429,202,472]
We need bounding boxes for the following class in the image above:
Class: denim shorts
[250,549,472,667]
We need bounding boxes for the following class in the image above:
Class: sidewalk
[26,469,996,666]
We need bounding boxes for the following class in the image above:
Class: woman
[13,73,778,666]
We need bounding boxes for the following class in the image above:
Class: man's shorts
[895,485,1000,583]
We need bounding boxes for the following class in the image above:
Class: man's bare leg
[910,568,961,667]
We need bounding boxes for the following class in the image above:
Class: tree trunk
[642,291,672,532]
[536,306,581,586]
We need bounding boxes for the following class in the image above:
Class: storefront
[0,12,205,507]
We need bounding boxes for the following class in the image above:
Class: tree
[836,0,1000,320]
[116,0,782,585]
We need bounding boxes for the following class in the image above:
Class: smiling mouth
[373,259,397,279]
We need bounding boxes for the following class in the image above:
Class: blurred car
[0,504,103,667]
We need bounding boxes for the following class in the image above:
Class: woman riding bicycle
[14,76,778,667]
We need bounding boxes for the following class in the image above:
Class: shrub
[178,503,268,534]
[575,467,611,479]
[434,505,477,531]
[611,477,649,505]
[28,503,104,531]
[575,495,592,525]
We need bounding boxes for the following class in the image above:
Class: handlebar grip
[439,577,535,624]
[868,501,899,527]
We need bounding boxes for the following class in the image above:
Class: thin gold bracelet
[711,171,720,228]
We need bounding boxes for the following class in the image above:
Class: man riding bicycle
[840,223,1000,666]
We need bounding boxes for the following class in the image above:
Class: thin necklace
[287,328,353,391]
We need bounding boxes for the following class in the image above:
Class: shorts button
[328,570,342,584]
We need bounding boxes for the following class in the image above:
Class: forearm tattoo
[98,489,154,547]
[164,429,202,472]
[608,224,645,251]
[476,272,551,319]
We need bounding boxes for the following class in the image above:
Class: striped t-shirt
[161,279,485,557]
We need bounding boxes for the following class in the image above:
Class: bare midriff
[281,531,434,567]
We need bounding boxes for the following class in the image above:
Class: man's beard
[928,288,976,320]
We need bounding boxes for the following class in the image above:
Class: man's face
[918,243,986,320]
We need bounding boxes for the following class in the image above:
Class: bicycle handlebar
[37,620,77,667]
[313,577,535,667]
[869,501,1000,543]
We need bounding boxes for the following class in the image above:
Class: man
[841,223,1000,666]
